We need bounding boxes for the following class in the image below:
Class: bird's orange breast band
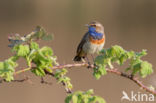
[89,35,105,45]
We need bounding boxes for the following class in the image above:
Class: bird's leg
[91,54,95,62]
[91,55,99,70]
[85,56,91,68]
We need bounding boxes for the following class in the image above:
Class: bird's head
[87,21,104,34]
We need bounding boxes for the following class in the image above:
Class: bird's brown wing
[76,32,89,54]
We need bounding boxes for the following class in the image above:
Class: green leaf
[119,54,128,65]
[93,64,107,79]
[86,89,94,95]
[136,50,147,58]
[45,68,52,73]
[67,82,73,89]
[94,96,106,103]
[30,42,39,50]
[93,71,101,80]
[65,90,106,103]
[99,65,107,75]
[30,46,54,73]
[94,45,153,79]
[0,58,17,81]
[31,67,45,77]
[129,58,142,75]
[61,68,68,75]
[63,77,71,82]
[33,26,46,39]
[132,63,141,75]
[127,51,135,59]
[54,68,73,91]
[111,45,125,58]
[40,47,53,56]
[9,55,19,62]
[72,95,78,103]
[140,61,153,78]
[107,58,113,68]
[95,55,105,65]
[41,34,53,41]
[125,67,131,72]
[13,44,30,57]
[65,94,72,103]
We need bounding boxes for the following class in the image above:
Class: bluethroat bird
[74,21,105,63]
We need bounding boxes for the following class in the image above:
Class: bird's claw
[87,62,92,69]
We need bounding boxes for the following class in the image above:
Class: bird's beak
[85,24,89,27]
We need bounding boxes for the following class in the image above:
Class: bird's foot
[87,62,92,69]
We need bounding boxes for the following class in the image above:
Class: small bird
[74,21,105,62]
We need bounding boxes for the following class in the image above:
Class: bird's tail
[73,55,83,61]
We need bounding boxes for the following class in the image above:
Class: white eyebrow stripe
[96,23,102,27]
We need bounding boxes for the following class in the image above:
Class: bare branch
[14,62,156,95]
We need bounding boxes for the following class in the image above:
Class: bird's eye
[91,24,96,27]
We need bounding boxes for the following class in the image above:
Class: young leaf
[72,95,78,103]
[31,67,46,77]
[140,61,153,78]
[65,90,106,103]
[30,42,39,50]
[13,44,30,57]
[94,45,153,79]
[135,50,147,58]
[41,34,53,41]
[93,70,102,80]
[0,58,17,81]
[65,94,72,103]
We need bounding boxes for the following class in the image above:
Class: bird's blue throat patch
[88,27,103,40]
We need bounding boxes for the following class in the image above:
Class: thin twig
[14,67,31,76]
[14,62,156,95]
[0,77,29,83]
[40,77,52,85]
[107,69,156,95]
[45,71,72,93]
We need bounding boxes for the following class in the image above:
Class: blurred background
[0,0,156,103]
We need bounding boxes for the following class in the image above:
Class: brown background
[0,0,156,103]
